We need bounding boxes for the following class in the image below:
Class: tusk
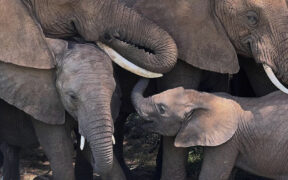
[112,135,116,145]
[263,64,288,94]
[97,42,163,78]
[80,136,85,151]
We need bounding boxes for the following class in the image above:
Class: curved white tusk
[112,135,116,145]
[80,136,85,151]
[263,64,288,94]
[97,42,163,78]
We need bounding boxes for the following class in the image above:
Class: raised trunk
[77,0,178,74]
[131,79,153,117]
[78,98,114,175]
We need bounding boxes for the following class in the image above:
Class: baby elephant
[132,79,288,180]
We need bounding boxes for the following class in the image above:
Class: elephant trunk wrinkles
[275,45,288,85]
[29,0,177,73]
[78,96,114,175]
[99,0,178,74]
[265,33,288,85]
[131,79,153,117]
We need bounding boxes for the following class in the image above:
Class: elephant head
[126,0,288,93]
[131,79,242,147]
[50,39,117,175]
[0,0,177,78]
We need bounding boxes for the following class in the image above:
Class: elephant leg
[161,137,188,180]
[32,120,74,180]
[157,61,202,180]
[199,143,238,180]
[0,142,20,180]
[75,145,94,180]
[114,112,131,178]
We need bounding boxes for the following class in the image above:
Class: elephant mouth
[140,119,156,130]
[113,35,155,55]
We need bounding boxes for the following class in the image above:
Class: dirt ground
[0,114,270,180]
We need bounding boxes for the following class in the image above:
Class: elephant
[121,0,288,178]
[0,100,74,180]
[132,79,288,180]
[124,0,288,86]
[0,2,177,176]
[0,0,177,76]
[0,38,127,180]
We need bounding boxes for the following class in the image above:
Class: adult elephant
[0,0,177,75]
[123,0,288,179]
[0,0,177,178]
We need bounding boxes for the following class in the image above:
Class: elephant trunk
[249,30,288,94]
[99,0,178,74]
[29,0,177,75]
[78,96,114,175]
[131,79,154,117]
[274,42,288,86]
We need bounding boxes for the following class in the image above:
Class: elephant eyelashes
[156,103,167,115]
[245,10,259,27]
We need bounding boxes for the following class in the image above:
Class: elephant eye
[156,103,167,115]
[246,10,259,27]
[67,92,78,101]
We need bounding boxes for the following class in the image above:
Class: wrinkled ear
[0,0,55,69]
[131,0,239,74]
[0,62,65,125]
[175,91,239,147]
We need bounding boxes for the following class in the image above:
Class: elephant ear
[45,38,68,58]
[0,62,65,125]
[174,91,239,147]
[0,0,55,69]
[131,0,239,74]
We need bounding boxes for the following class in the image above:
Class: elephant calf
[132,79,288,180]
[0,38,125,180]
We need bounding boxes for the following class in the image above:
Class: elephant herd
[1,0,288,180]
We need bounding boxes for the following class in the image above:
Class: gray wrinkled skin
[132,79,288,180]
[123,1,288,179]
[0,0,177,73]
[0,39,126,179]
